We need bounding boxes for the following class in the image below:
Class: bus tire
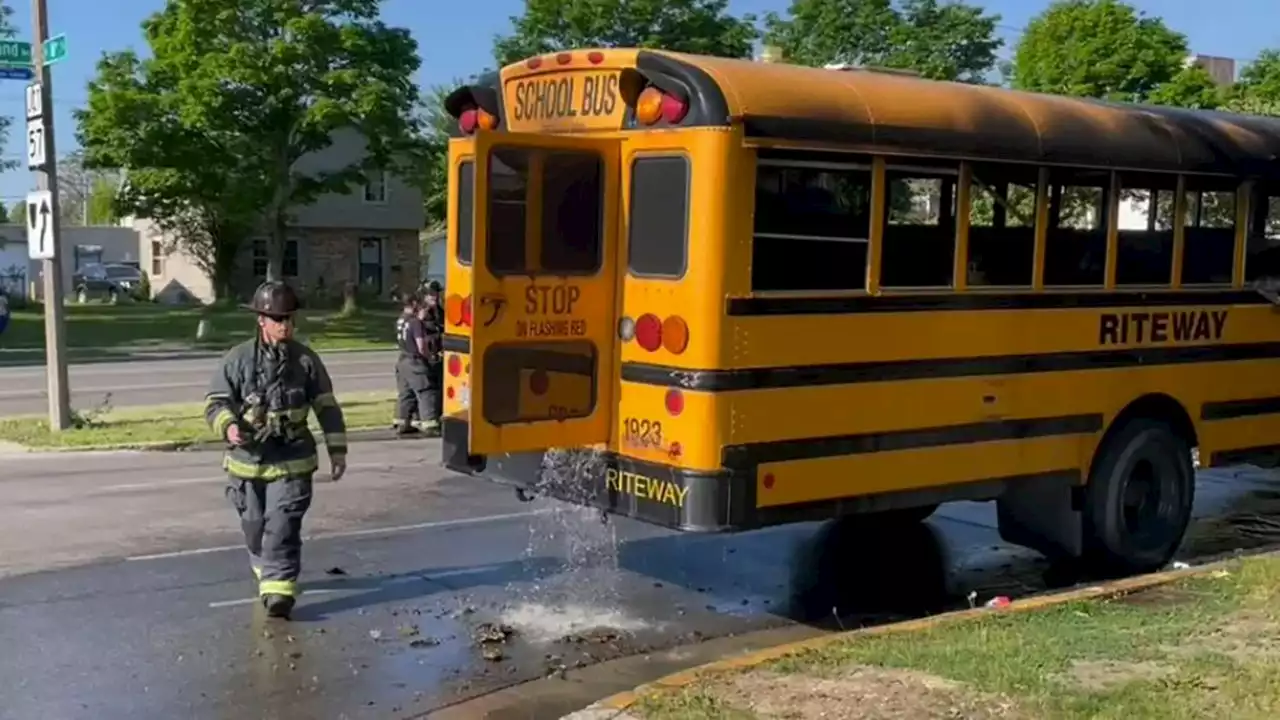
[1082,418,1194,576]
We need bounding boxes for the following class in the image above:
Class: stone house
[126,128,424,304]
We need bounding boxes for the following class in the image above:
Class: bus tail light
[635,87,689,126]
[446,294,465,326]
[665,389,684,416]
[460,295,473,327]
[661,315,689,354]
[634,313,663,352]
[447,355,462,377]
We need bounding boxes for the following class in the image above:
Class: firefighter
[420,281,445,430]
[203,280,348,620]
[395,287,439,436]
[393,293,421,434]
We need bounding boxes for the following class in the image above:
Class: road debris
[473,622,516,662]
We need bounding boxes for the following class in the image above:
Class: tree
[77,0,427,283]
[9,200,23,227]
[1011,0,1190,102]
[1148,65,1224,109]
[494,0,758,67]
[420,84,458,231]
[0,202,8,224]
[58,150,124,226]
[1229,49,1280,111]
[764,0,1002,83]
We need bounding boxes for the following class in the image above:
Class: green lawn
[0,392,397,449]
[638,555,1280,720]
[0,303,398,358]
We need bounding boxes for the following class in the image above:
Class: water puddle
[497,448,653,642]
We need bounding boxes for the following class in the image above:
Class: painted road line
[126,510,548,562]
[0,373,391,399]
[209,589,340,608]
[99,462,391,491]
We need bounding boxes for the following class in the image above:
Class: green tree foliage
[1011,0,1190,102]
[1228,50,1280,115]
[1148,65,1224,109]
[77,0,426,286]
[9,200,23,227]
[420,84,460,231]
[0,202,8,224]
[764,0,1002,83]
[494,0,758,67]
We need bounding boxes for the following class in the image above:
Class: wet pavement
[2,449,1280,720]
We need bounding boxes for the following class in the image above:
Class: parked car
[72,263,143,303]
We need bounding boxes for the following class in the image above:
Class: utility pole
[28,0,70,431]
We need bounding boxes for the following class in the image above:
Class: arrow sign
[26,189,54,260]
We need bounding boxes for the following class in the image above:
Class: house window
[364,171,388,204]
[251,238,300,278]
[151,241,164,276]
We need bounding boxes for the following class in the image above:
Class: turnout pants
[226,474,314,598]
[396,356,439,430]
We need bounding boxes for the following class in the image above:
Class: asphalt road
[0,350,398,416]
[2,440,1279,719]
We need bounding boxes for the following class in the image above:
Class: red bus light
[458,108,478,134]
[460,295,473,327]
[660,93,689,124]
[635,313,662,352]
[529,369,549,396]
[665,389,684,416]
[447,355,462,377]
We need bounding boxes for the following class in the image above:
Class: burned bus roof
[640,50,1280,178]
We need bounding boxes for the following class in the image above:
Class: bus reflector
[763,473,776,489]
[661,316,689,354]
[446,386,455,400]
[447,355,462,377]
[636,88,664,125]
[530,369,549,396]
[635,313,662,351]
[665,389,684,416]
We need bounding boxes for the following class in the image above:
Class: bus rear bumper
[441,417,746,532]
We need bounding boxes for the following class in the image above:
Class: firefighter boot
[262,593,295,619]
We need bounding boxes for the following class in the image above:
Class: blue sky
[0,0,1275,208]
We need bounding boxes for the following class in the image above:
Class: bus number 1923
[623,418,662,448]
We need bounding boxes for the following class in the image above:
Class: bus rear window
[628,156,690,278]
[456,161,474,264]
[487,147,603,276]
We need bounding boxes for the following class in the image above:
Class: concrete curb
[568,556,1243,719]
[14,426,412,454]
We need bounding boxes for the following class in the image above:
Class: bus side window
[881,163,958,288]
[1245,186,1280,283]
[628,155,690,278]
[967,163,1037,287]
[1044,169,1109,287]
[1181,176,1237,285]
[751,156,871,292]
[1115,172,1177,286]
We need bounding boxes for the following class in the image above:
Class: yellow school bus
[438,48,1280,574]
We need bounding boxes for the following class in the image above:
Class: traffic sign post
[28,0,69,432]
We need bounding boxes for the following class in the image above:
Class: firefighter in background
[395,289,439,436]
[420,281,445,429]
[393,293,422,434]
[204,280,348,620]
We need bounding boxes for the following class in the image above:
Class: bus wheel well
[1093,394,1197,475]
